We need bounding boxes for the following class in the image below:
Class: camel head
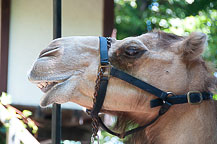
[28,31,216,120]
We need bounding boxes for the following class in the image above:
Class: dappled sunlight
[115,1,217,66]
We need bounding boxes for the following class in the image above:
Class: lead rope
[89,67,104,144]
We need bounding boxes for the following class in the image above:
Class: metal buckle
[187,91,203,105]
[98,62,111,78]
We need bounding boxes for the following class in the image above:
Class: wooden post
[103,0,114,37]
[0,0,10,93]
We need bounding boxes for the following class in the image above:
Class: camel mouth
[37,81,59,93]
[35,77,69,93]
[28,73,72,93]
[38,75,78,108]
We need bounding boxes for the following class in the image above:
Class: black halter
[87,37,213,139]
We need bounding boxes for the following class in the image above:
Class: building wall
[8,0,103,109]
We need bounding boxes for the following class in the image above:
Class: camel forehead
[47,36,99,47]
[46,31,183,52]
[114,32,184,52]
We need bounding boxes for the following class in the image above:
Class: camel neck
[145,101,217,144]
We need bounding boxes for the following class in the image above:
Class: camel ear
[179,32,207,61]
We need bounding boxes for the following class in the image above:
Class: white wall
[8,0,103,109]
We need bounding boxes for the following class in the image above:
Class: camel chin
[38,75,80,107]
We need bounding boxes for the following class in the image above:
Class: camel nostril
[39,46,60,58]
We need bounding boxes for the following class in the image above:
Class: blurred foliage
[0,92,12,105]
[98,130,124,144]
[0,92,38,143]
[115,0,217,66]
[0,124,6,144]
[60,130,124,144]
[213,94,217,100]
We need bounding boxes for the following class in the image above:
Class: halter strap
[99,37,109,65]
[150,92,212,107]
[87,36,213,139]
[90,37,110,118]
[110,67,168,100]
[90,77,109,117]
[110,67,213,107]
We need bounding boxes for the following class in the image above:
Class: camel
[28,31,217,144]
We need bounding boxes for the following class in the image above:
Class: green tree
[115,0,217,66]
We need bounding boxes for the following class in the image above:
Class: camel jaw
[28,74,80,108]
[39,81,65,107]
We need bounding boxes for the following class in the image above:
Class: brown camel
[28,31,217,144]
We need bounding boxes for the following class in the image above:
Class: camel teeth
[37,84,43,89]
[36,81,58,90]
[47,82,52,85]
[41,82,47,87]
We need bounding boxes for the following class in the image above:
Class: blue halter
[87,37,213,139]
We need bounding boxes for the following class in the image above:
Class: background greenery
[114,0,217,67]
[111,0,217,142]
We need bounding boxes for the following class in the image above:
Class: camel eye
[124,46,145,58]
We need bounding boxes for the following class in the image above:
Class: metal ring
[166,92,175,97]
[161,92,174,103]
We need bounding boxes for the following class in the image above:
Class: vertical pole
[53,0,61,39]
[103,0,114,37]
[52,0,61,144]
[0,0,10,94]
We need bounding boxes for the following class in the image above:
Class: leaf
[22,110,32,117]
[32,125,38,134]
[27,120,35,128]
[213,94,217,100]
[0,92,12,105]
